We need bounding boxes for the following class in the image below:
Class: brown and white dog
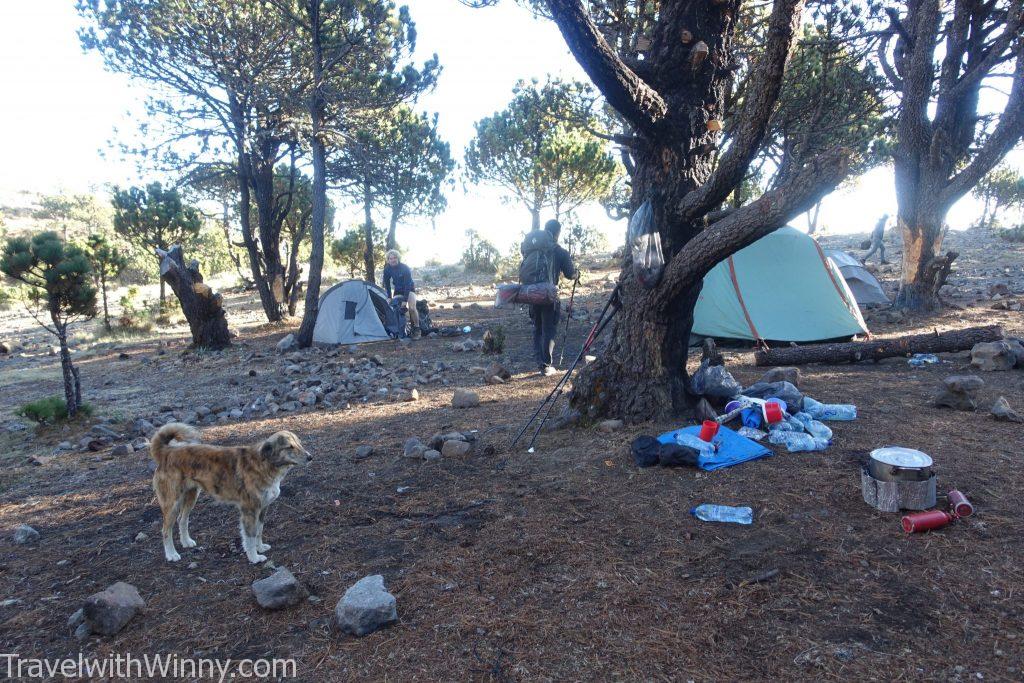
[150,423,311,563]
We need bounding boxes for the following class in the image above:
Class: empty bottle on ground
[690,504,754,525]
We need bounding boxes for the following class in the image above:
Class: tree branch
[544,0,667,137]
[674,0,806,223]
[658,147,850,304]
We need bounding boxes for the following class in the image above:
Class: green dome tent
[692,227,870,342]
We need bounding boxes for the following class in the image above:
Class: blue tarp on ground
[657,425,773,471]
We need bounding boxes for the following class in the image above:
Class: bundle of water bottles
[720,394,857,453]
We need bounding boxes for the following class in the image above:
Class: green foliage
[973,165,1024,230]
[482,326,505,355]
[18,396,94,424]
[562,215,608,258]
[117,286,150,330]
[32,193,111,241]
[461,229,500,274]
[111,182,202,256]
[999,225,1024,243]
[84,233,130,330]
[1,231,97,322]
[331,225,387,279]
[464,78,621,225]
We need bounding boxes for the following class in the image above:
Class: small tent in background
[824,249,891,306]
[692,227,870,343]
[312,279,395,345]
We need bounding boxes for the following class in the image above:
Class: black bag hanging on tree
[628,197,664,288]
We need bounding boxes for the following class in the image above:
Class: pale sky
[0,0,1020,266]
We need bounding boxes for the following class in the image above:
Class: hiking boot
[541,365,558,377]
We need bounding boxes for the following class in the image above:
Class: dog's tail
[150,423,201,465]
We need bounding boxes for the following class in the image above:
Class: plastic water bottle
[737,426,767,441]
[803,396,857,421]
[793,412,833,440]
[690,504,753,525]
[768,430,830,452]
[673,432,716,457]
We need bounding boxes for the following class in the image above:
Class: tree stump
[157,246,231,349]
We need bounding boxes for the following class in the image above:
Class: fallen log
[754,325,1003,366]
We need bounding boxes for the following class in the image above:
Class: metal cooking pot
[868,447,934,483]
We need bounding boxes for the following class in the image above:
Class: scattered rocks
[452,389,480,409]
[423,449,442,461]
[403,437,427,459]
[597,419,624,433]
[991,396,1024,423]
[1004,338,1024,367]
[134,532,148,543]
[252,567,308,609]
[110,444,133,456]
[353,445,374,460]
[484,362,512,385]
[441,439,472,457]
[82,582,145,636]
[970,341,1016,371]
[276,334,297,353]
[334,575,397,637]
[758,366,801,388]
[934,375,984,411]
[13,524,40,545]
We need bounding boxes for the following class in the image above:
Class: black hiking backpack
[518,229,557,285]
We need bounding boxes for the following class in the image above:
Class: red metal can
[699,420,719,442]
[948,489,973,517]
[902,510,955,533]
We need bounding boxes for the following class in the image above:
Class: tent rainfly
[312,279,395,346]
[692,227,870,342]
[825,248,891,306]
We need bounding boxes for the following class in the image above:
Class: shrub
[999,225,1024,242]
[18,396,94,424]
[118,286,150,330]
[461,229,500,273]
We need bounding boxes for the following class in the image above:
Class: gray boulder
[1004,338,1024,368]
[452,389,480,408]
[403,437,426,459]
[276,334,297,353]
[934,375,984,411]
[758,366,801,388]
[334,574,397,636]
[83,582,145,636]
[423,449,442,461]
[13,524,40,545]
[441,440,472,457]
[991,396,1024,423]
[252,567,308,609]
[353,445,374,460]
[970,341,1016,371]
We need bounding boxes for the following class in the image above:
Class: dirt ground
[1,228,1023,681]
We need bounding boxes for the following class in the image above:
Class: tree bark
[754,324,1002,366]
[386,205,400,252]
[52,318,80,417]
[100,273,111,331]
[234,141,282,321]
[362,181,376,283]
[157,245,232,349]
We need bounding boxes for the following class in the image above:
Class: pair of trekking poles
[511,282,621,452]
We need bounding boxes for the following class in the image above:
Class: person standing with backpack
[520,219,577,376]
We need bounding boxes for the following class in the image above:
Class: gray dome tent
[824,249,890,306]
[312,279,395,345]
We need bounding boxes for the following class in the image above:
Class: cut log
[157,245,232,349]
[754,324,1003,367]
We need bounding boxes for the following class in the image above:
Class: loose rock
[991,396,1024,423]
[970,341,1016,371]
[353,445,374,460]
[423,449,442,461]
[110,444,133,457]
[758,366,801,388]
[334,574,397,637]
[597,419,624,433]
[403,437,426,459]
[276,334,297,353]
[83,582,145,636]
[934,375,984,411]
[452,389,480,409]
[252,567,308,609]
[441,440,472,457]
[13,524,40,545]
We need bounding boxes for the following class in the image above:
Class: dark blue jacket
[382,262,415,298]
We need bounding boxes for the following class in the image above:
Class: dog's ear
[260,440,276,460]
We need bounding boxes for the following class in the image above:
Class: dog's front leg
[239,509,266,564]
[254,506,271,552]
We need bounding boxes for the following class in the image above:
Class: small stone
[279,401,301,412]
[252,567,308,609]
[82,582,145,636]
[1004,338,1024,368]
[991,396,1024,423]
[452,389,480,409]
[134,532,148,543]
[423,449,441,461]
[597,419,624,433]
[68,608,85,631]
[441,440,472,457]
[944,375,984,392]
[297,391,318,407]
[228,409,244,419]
[758,366,801,388]
[935,375,984,411]
[110,444,133,457]
[276,334,297,353]
[131,437,150,452]
[334,575,397,637]
[353,445,374,460]
[56,441,73,451]
[74,622,91,641]
[970,341,1016,371]
[187,562,198,569]
[484,362,512,382]
[403,437,426,459]
[13,524,39,545]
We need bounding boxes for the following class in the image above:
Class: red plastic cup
[763,401,784,424]
[699,420,719,442]
[902,510,955,533]
[948,489,973,517]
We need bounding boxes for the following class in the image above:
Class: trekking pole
[511,285,619,448]
[558,275,578,367]
[524,303,619,452]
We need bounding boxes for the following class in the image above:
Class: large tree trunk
[362,182,376,283]
[894,215,957,311]
[251,153,287,317]
[235,144,282,321]
[157,246,232,349]
[386,205,399,252]
[296,4,327,350]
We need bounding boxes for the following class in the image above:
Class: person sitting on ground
[864,213,889,265]
[523,219,577,376]
[382,249,420,339]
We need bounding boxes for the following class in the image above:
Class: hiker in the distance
[863,213,890,265]
[520,219,577,376]
[382,249,420,339]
